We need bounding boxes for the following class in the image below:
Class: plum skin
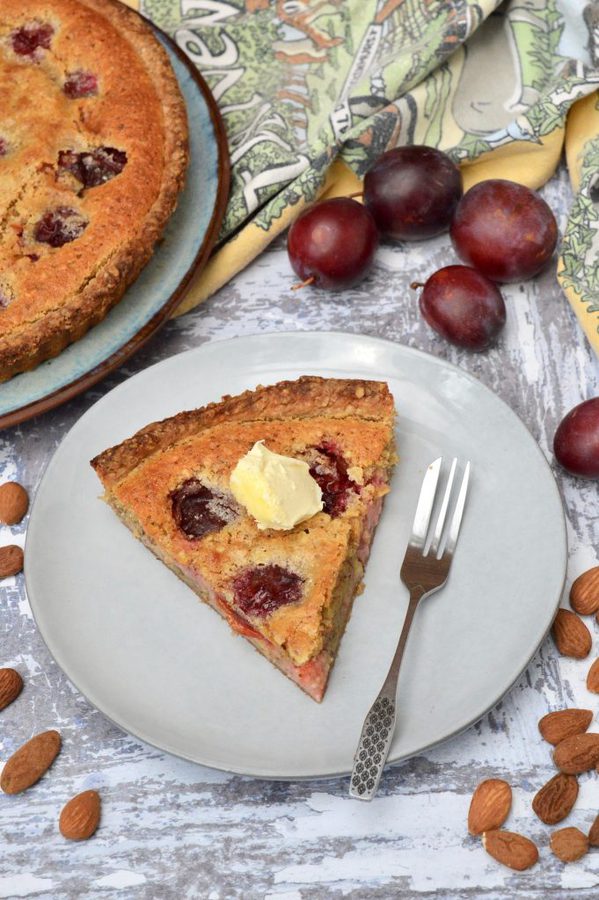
[364,145,463,241]
[287,198,378,290]
[450,179,557,282]
[554,398,599,478]
[418,265,506,351]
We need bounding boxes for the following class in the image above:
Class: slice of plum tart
[91,377,397,702]
[0,0,188,380]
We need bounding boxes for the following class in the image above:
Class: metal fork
[349,457,471,801]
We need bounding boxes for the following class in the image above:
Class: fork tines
[411,457,470,559]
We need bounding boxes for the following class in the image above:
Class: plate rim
[0,24,230,431]
[25,331,568,780]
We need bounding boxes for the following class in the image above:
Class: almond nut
[0,545,23,579]
[59,790,101,840]
[587,659,599,694]
[538,709,593,745]
[532,773,578,825]
[570,566,599,615]
[0,730,61,794]
[552,609,592,659]
[550,826,589,862]
[482,830,538,871]
[0,482,29,525]
[468,778,512,835]
[0,668,23,711]
[588,813,599,847]
[553,733,599,774]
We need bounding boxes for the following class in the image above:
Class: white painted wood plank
[1,166,598,898]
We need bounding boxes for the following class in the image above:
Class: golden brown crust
[0,0,188,380]
[92,376,395,488]
[91,376,397,677]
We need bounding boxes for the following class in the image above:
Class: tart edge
[91,376,396,489]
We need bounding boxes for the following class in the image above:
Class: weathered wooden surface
[1,166,599,898]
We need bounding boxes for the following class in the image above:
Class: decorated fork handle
[349,592,420,800]
[349,693,397,799]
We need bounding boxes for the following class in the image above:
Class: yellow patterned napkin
[559,90,599,356]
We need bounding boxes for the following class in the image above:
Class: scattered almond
[551,609,592,659]
[538,709,593,746]
[532,773,578,825]
[59,790,101,840]
[0,545,23,579]
[0,481,28,526]
[587,659,599,694]
[550,826,589,862]
[467,778,512,835]
[588,814,599,847]
[570,566,599,616]
[0,730,61,794]
[482,830,538,871]
[0,668,23,711]
[553,733,599,774]
[471,565,599,872]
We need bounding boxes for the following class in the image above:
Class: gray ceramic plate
[25,332,567,779]
[0,27,229,429]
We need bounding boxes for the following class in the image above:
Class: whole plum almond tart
[91,377,397,702]
[0,0,188,381]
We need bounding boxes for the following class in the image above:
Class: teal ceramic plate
[0,26,229,429]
